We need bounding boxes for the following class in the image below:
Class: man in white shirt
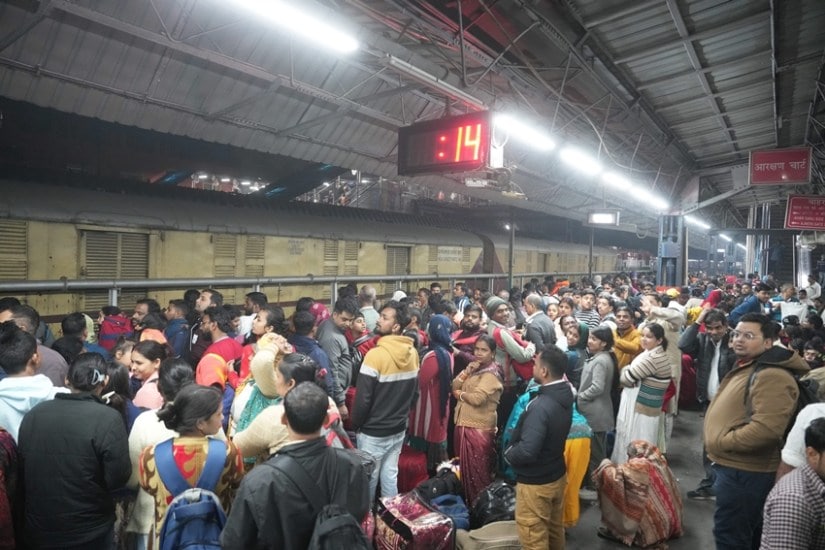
[805,274,821,302]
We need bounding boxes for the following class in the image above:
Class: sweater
[352,335,419,437]
[452,367,503,430]
[577,351,616,432]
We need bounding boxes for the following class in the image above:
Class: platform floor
[566,409,717,549]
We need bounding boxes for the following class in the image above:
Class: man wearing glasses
[703,312,809,550]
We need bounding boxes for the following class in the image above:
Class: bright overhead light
[719,234,732,242]
[684,214,710,230]
[384,55,485,109]
[736,243,747,250]
[236,1,358,53]
[504,223,511,230]
[601,172,631,189]
[197,173,209,180]
[493,114,555,151]
[220,177,231,183]
[322,181,331,188]
[631,187,669,211]
[717,248,726,253]
[559,147,602,176]
[240,180,251,186]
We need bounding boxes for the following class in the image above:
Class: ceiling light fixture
[736,243,747,250]
[559,147,602,176]
[719,234,732,242]
[240,180,251,186]
[601,172,631,189]
[684,214,710,230]
[235,0,358,53]
[384,55,486,109]
[493,114,555,151]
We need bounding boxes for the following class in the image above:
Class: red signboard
[784,195,825,230]
[749,147,811,185]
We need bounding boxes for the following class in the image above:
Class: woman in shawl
[611,324,671,463]
[576,326,617,492]
[228,333,291,469]
[409,314,454,471]
[594,440,683,547]
[563,319,589,390]
[452,334,503,506]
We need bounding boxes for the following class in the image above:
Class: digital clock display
[397,111,492,176]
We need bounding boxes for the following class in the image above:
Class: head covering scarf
[309,302,330,327]
[427,314,453,418]
[572,322,590,350]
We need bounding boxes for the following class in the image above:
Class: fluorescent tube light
[236,1,358,53]
[602,172,631,189]
[736,243,747,250]
[493,114,555,151]
[684,214,710,229]
[384,55,486,109]
[719,234,732,242]
[559,147,602,176]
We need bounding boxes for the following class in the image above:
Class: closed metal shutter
[386,246,410,276]
[82,230,148,310]
[343,241,359,276]
[0,221,28,280]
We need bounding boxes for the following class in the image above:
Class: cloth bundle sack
[455,520,520,550]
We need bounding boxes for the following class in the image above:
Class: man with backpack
[703,312,809,550]
[222,382,371,549]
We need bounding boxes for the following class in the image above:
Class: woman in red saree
[593,440,683,548]
[451,334,503,506]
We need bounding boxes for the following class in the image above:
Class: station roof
[0,0,823,238]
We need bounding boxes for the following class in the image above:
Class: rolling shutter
[0,221,29,279]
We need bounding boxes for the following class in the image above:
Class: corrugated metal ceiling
[0,0,822,237]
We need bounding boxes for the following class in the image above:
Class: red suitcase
[397,445,429,494]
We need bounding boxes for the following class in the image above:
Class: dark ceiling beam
[580,1,661,29]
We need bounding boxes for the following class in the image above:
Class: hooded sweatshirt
[704,346,809,472]
[505,380,574,484]
[352,334,419,437]
[0,374,69,440]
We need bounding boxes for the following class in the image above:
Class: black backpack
[270,455,370,550]
[744,364,821,439]
[470,480,516,529]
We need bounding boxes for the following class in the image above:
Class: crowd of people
[0,269,824,548]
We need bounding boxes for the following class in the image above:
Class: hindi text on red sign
[749,147,811,185]
[784,195,825,230]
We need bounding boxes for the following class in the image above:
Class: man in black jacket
[678,307,735,500]
[504,347,573,550]
[222,382,371,550]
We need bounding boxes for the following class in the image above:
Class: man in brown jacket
[703,312,809,550]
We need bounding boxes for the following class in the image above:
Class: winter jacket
[18,393,130,547]
[220,437,370,550]
[487,321,535,386]
[352,334,419,437]
[614,326,642,370]
[98,314,132,351]
[524,311,557,353]
[316,318,353,394]
[289,333,341,405]
[704,346,809,472]
[505,381,574,485]
[163,317,190,358]
[678,323,735,405]
[0,375,68,441]
[728,295,765,327]
[577,351,616,432]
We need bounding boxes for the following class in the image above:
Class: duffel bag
[374,491,455,550]
[455,520,520,550]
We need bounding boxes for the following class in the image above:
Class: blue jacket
[288,334,340,405]
[504,381,574,485]
[164,318,190,358]
[728,294,764,326]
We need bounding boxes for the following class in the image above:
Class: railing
[0,271,651,307]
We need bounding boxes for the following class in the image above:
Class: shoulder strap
[268,455,326,514]
[154,438,227,497]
